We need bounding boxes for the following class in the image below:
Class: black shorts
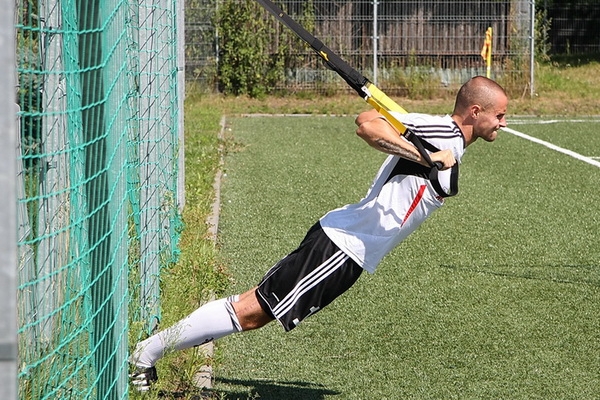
[256,222,363,331]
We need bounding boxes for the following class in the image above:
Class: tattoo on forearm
[375,138,419,162]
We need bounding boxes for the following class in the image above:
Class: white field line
[240,114,600,168]
[508,118,600,125]
[501,126,600,168]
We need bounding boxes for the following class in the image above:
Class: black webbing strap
[404,130,459,198]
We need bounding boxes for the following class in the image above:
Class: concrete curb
[193,116,227,390]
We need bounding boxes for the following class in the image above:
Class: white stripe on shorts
[271,250,349,319]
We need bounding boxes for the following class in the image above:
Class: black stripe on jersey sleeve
[402,122,465,148]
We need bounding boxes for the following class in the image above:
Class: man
[129,76,508,390]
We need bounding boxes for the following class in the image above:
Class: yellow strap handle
[363,82,441,170]
[363,83,410,135]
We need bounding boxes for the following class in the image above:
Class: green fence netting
[15,0,183,398]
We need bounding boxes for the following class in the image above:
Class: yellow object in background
[481,27,492,78]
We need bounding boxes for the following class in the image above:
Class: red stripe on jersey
[401,184,427,227]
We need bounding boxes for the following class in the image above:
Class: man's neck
[451,114,475,147]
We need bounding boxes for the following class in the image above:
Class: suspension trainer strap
[404,131,459,198]
[254,0,459,197]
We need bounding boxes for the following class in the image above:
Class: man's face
[474,94,508,142]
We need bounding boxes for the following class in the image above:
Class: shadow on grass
[212,377,341,400]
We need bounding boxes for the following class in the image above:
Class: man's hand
[429,149,456,170]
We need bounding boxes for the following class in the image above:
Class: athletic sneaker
[129,366,158,392]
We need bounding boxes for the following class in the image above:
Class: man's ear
[470,104,482,119]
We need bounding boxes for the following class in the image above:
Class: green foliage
[389,52,439,99]
[185,0,219,89]
[535,59,600,104]
[535,7,552,62]
[216,0,284,98]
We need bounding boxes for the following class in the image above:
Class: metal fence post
[0,1,18,398]
[530,0,536,96]
[178,0,186,212]
[372,0,379,85]
[37,0,69,345]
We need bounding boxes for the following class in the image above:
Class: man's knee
[232,288,274,331]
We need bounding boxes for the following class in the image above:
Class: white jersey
[320,113,465,273]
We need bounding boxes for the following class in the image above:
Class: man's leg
[130,287,272,368]
[233,288,275,330]
[129,287,273,390]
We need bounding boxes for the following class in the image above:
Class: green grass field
[210,116,600,399]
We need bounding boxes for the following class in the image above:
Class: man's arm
[355,109,456,170]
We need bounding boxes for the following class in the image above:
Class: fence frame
[0,1,18,398]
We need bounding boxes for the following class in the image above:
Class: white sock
[130,295,241,368]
